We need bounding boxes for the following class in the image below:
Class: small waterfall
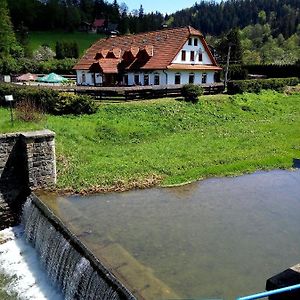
[22,196,133,300]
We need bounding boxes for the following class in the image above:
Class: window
[134,74,140,85]
[190,51,195,61]
[175,73,181,84]
[198,52,203,62]
[144,74,149,86]
[189,73,195,84]
[181,50,186,61]
[81,73,86,84]
[154,73,160,85]
[194,38,198,46]
[188,38,192,45]
[124,74,128,85]
[202,73,207,84]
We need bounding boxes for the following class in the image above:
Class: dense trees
[2,0,300,69]
[6,0,300,38]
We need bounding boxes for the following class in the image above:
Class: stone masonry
[0,130,56,229]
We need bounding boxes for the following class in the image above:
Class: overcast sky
[110,0,209,15]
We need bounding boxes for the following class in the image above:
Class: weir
[0,130,138,299]
[22,194,136,300]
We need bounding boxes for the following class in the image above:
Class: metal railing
[236,283,300,300]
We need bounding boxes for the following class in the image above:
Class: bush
[227,77,299,94]
[182,84,203,103]
[51,92,97,115]
[0,84,97,115]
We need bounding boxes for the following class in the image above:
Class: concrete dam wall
[0,130,56,229]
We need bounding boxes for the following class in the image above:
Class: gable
[172,36,213,65]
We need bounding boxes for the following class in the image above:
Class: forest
[1,0,300,74]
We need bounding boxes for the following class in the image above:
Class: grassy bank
[28,31,103,55]
[1,91,300,193]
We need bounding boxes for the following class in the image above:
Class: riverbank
[1,91,299,193]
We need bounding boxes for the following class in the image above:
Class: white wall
[172,36,212,65]
[76,70,102,85]
[123,70,215,86]
[167,70,214,85]
[125,71,167,86]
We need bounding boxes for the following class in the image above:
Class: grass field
[28,31,104,55]
[1,91,300,193]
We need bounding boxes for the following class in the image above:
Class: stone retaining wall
[0,130,56,229]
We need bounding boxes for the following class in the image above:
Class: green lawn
[1,91,300,193]
[28,31,104,55]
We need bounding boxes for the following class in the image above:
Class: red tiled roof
[90,59,121,74]
[73,26,221,72]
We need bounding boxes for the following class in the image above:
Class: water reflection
[39,170,300,300]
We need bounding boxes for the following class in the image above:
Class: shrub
[182,84,203,103]
[0,84,97,115]
[51,92,97,115]
[227,77,299,94]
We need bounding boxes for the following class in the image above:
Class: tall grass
[1,91,299,192]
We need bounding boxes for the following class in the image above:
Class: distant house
[73,26,222,86]
[91,19,106,33]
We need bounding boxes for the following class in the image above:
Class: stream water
[38,169,300,300]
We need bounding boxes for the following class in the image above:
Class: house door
[104,74,117,86]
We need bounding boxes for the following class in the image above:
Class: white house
[73,26,222,86]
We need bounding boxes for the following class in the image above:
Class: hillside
[168,0,300,37]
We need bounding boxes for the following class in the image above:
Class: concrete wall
[0,130,56,229]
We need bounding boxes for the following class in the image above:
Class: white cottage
[73,26,222,86]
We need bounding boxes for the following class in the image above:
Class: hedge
[0,58,77,75]
[0,84,97,115]
[243,64,300,79]
[227,77,299,94]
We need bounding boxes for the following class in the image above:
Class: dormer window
[190,51,195,62]
[188,38,192,45]
[194,38,198,46]
[181,50,186,61]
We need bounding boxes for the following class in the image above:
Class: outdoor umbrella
[16,73,38,81]
[36,73,68,83]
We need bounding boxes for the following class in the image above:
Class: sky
[111,0,203,15]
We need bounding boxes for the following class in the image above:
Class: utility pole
[224,43,232,92]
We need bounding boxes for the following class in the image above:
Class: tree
[0,0,23,58]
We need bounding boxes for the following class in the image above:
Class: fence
[56,83,224,101]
